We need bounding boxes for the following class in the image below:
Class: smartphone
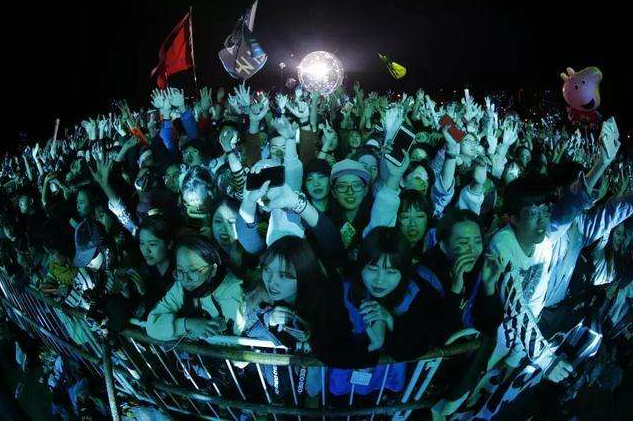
[385,126,415,166]
[246,166,285,190]
[439,115,466,142]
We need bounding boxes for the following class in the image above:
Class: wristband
[445,152,458,160]
[292,192,308,214]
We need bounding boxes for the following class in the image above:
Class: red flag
[151,12,194,89]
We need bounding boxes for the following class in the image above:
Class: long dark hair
[259,236,326,327]
[398,189,433,222]
[352,227,412,311]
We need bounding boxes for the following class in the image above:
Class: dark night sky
[5,0,631,150]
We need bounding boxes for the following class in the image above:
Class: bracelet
[445,152,458,160]
[292,192,308,214]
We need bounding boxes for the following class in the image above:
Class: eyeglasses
[174,264,210,283]
[334,181,365,194]
[523,204,552,221]
[163,173,179,183]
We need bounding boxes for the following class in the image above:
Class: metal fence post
[103,333,121,421]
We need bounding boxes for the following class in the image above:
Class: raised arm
[549,117,622,242]
[89,146,138,236]
[362,149,409,238]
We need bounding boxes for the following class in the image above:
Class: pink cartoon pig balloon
[561,67,602,111]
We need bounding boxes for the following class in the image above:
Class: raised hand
[219,128,239,153]
[362,98,375,122]
[235,82,252,110]
[272,116,299,139]
[88,143,112,192]
[97,115,109,140]
[340,101,354,127]
[199,87,212,112]
[227,93,242,114]
[151,89,166,109]
[192,101,203,120]
[81,118,97,141]
[381,103,405,142]
[319,120,338,153]
[421,95,440,130]
[167,87,186,112]
[117,100,132,122]
[501,118,519,146]
[383,147,410,190]
[151,89,171,119]
[265,183,301,211]
[484,98,500,154]
[599,117,621,164]
[249,96,270,123]
[287,98,310,123]
[239,173,271,224]
[461,89,478,122]
[442,125,461,158]
[113,116,127,137]
[275,93,289,113]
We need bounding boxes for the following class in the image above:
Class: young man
[470,118,622,419]
[485,118,621,373]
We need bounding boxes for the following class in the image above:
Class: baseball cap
[364,138,381,149]
[330,159,370,184]
[73,220,105,267]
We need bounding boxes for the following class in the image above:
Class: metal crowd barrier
[0,273,481,420]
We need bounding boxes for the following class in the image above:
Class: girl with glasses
[146,233,246,341]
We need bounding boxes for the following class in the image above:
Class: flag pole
[189,6,199,91]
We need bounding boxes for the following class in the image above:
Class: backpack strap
[415,265,446,298]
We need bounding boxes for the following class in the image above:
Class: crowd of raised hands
[1,79,632,420]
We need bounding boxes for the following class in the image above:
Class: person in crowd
[1,80,631,420]
[324,227,458,399]
[397,189,434,260]
[303,158,331,213]
[242,236,328,398]
[146,233,246,341]
[133,215,175,318]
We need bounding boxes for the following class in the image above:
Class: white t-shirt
[490,225,554,318]
[487,225,556,370]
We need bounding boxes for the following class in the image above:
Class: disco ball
[297,51,344,95]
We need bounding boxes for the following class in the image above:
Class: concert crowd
[0,81,631,420]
